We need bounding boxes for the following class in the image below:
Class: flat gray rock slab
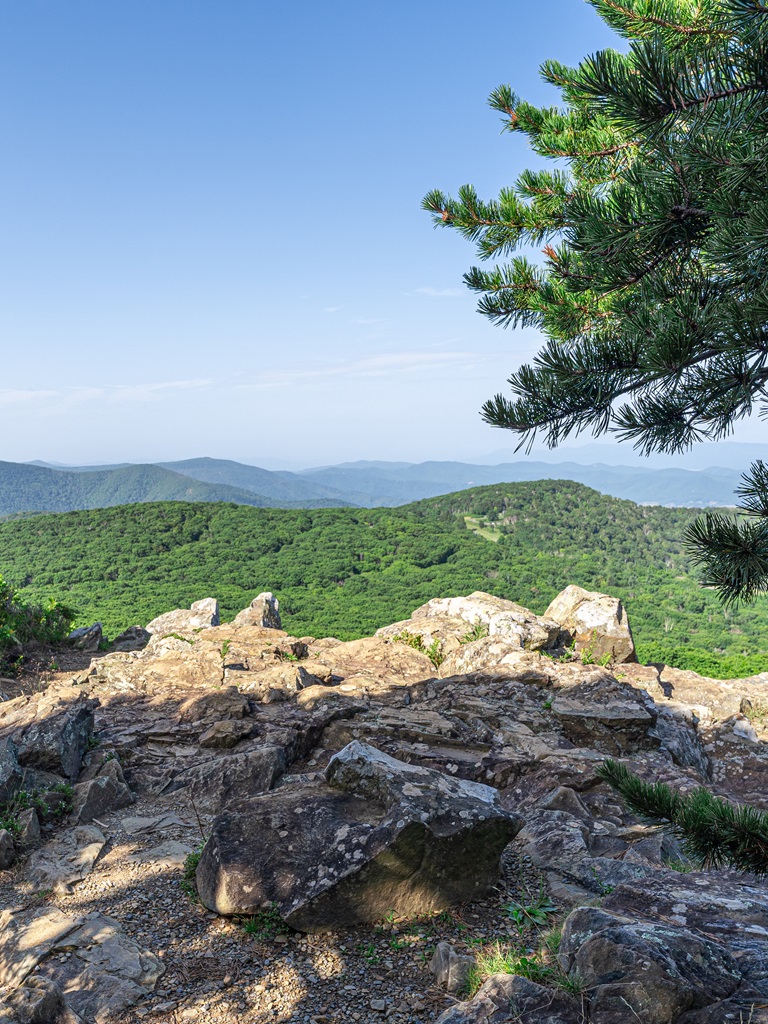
[24,825,106,893]
[0,906,163,1024]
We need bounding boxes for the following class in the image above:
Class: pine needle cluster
[424,0,768,604]
[597,758,768,875]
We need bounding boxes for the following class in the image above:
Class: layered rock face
[0,586,766,1024]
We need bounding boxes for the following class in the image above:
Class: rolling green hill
[0,480,765,678]
[0,462,349,515]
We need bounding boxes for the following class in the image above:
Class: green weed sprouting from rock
[180,847,203,902]
[503,884,558,933]
[460,620,488,644]
[162,633,194,644]
[392,630,444,669]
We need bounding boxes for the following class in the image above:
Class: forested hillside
[1,480,766,678]
[0,461,348,514]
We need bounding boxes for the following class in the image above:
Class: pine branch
[597,759,768,875]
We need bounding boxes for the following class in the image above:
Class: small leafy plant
[241,903,290,941]
[460,621,488,644]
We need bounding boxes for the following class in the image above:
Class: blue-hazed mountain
[157,458,350,505]
[295,460,741,508]
[0,462,350,516]
[20,454,747,510]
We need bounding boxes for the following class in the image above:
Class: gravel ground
[1,654,560,1024]
[0,792,553,1024]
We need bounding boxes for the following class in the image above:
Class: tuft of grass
[356,940,381,964]
[162,632,194,644]
[241,903,290,941]
[180,847,203,902]
[465,929,583,998]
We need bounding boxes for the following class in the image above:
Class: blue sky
[1,1,762,468]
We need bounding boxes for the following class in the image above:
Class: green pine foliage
[1,483,768,677]
[598,759,768,876]
[424,0,768,605]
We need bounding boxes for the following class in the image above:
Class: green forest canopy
[1,480,766,679]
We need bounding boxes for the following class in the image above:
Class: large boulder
[68,623,103,652]
[232,591,282,628]
[545,585,636,663]
[560,905,741,1024]
[196,741,523,931]
[70,759,134,825]
[2,693,97,780]
[145,597,219,634]
[379,592,562,654]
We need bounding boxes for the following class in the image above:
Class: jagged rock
[232,591,282,628]
[6,976,68,1024]
[145,597,219,634]
[15,808,40,850]
[411,593,561,647]
[560,904,742,1023]
[178,686,249,724]
[0,830,15,869]
[198,719,254,747]
[0,906,163,1022]
[71,758,134,824]
[550,675,657,754]
[545,584,637,663]
[68,623,103,652]
[312,636,434,689]
[435,975,582,1023]
[158,744,287,811]
[4,693,97,780]
[377,593,562,662]
[429,941,474,993]
[111,625,150,651]
[0,738,21,803]
[235,662,327,702]
[24,826,106,893]
[196,741,523,930]
[439,642,552,682]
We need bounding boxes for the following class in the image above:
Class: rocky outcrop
[145,597,220,634]
[0,587,766,1022]
[0,691,96,780]
[68,622,103,652]
[545,584,636,663]
[232,591,282,628]
[196,740,523,930]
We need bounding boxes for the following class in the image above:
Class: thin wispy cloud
[322,305,342,314]
[0,379,215,412]
[408,286,463,298]
[234,351,486,390]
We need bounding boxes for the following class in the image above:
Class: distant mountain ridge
[16,451,751,513]
[0,462,348,516]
